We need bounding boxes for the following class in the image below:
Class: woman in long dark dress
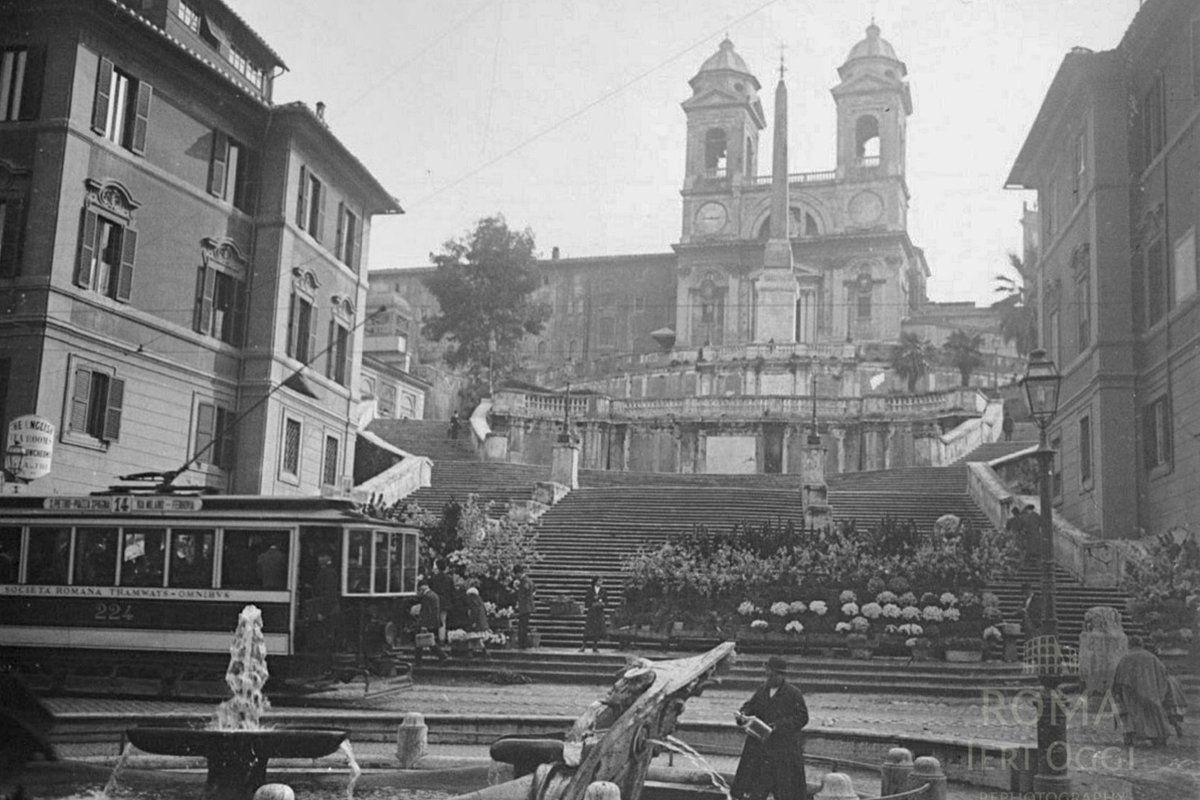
[581,576,608,653]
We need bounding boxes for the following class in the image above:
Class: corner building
[0,0,401,495]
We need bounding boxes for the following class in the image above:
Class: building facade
[0,0,400,495]
[1006,0,1199,539]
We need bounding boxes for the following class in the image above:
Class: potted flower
[943,634,984,662]
[847,615,873,659]
[983,625,1006,661]
[907,635,933,660]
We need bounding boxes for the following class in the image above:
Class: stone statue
[1079,606,1128,699]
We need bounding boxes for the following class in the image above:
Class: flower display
[921,605,944,622]
[839,590,857,604]
[882,603,902,619]
[841,602,860,617]
[770,601,791,617]
[861,602,883,619]
[905,637,919,648]
[884,624,899,635]
[983,626,1003,642]
[901,605,921,620]
[898,623,923,636]
[809,600,828,616]
[835,621,852,633]
[876,591,898,605]
[447,629,469,642]
[920,592,938,607]
[981,592,1001,609]
[851,616,870,633]
[983,606,1003,623]
[943,608,961,621]
[750,619,769,630]
[785,620,804,634]
[898,592,918,607]
[738,601,758,616]
[788,600,807,615]
[940,592,959,607]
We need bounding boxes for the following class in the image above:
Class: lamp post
[1021,348,1068,794]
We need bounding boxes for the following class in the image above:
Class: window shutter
[115,227,136,302]
[76,208,98,288]
[193,265,212,333]
[325,318,336,379]
[92,56,113,134]
[296,165,308,228]
[237,147,258,214]
[103,377,125,441]
[1161,404,1173,464]
[307,306,320,367]
[342,327,353,387]
[315,184,327,243]
[335,201,345,260]
[352,211,363,271]
[218,408,236,470]
[18,45,45,121]
[130,80,152,155]
[70,368,92,432]
[287,292,300,358]
[194,402,215,463]
[230,278,246,346]
[207,130,228,197]
[0,197,24,277]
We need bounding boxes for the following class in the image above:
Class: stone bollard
[906,756,946,800]
[814,772,857,800]
[253,784,295,800]
[880,747,914,797]
[396,711,428,768]
[585,781,622,800]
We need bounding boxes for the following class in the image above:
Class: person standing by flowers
[581,576,608,653]
[464,586,491,661]
[732,656,809,800]
[514,565,537,649]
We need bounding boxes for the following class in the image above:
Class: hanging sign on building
[6,415,55,481]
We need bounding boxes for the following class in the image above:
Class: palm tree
[891,332,937,393]
[992,251,1038,357]
[943,329,985,387]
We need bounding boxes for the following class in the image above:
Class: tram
[0,493,420,696]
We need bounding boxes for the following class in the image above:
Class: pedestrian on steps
[514,565,536,649]
[581,576,608,653]
[449,410,461,440]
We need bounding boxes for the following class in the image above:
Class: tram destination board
[42,496,203,513]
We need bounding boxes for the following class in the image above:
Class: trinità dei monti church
[372,25,1019,478]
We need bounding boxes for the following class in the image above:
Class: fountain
[124,605,349,800]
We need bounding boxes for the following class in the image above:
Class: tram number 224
[94,602,134,622]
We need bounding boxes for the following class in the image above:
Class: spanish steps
[372,424,1142,688]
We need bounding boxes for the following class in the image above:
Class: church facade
[374,26,1017,476]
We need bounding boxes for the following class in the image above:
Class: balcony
[856,155,880,168]
[748,169,837,187]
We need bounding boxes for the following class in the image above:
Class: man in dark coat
[514,565,537,649]
[732,656,809,800]
[414,582,448,666]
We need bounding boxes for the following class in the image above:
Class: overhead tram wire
[406,0,784,210]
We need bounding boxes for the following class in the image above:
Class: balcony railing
[856,155,880,168]
[748,169,838,187]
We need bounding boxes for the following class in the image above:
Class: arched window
[704,129,727,176]
[805,212,819,237]
[855,115,880,164]
[745,137,756,176]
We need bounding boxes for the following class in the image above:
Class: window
[326,319,350,386]
[1079,416,1091,484]
[74,527,118,586]
[0,192,27,277]
[295,165,325,241]
[857,290,872,321]
[120,529,165,586]
[75,180,138,302]
[178,1,201,32]
[1043,180,1056,240]
[1140,75,1165,171]
[1048,309,1061,366]
[281,416,301,478]
[168,529,214,588]
[194,400,235,470]
[379,385,396,418]
[220,529,287,589]
[1,46,44,122]
[322,434,340,486]
[634,296,645,313]
[193,267,246,345]
[27,528,71,585]
[287,292,317,363]
[1146,238,1167,327]
[1075,273,1090,351]
[1174,228,1196,304]
[1072,130,1086,200]
[855,115,880,162]
[92,57,152,155]
[335,203,359,269]
[1050,434,1062,499]
[345,528,418,596]
[0,526,20,583]
[1143,395,1172,470]
[228,47,264,91]
[208,131,255,212]
[703,128,727,176]
[67,363,124,443]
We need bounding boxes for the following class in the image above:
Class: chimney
[315,101,326,121]
[551,247,560,260]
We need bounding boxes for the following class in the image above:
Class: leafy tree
[992,251,1038,357]
[942,329,985,387]
[421,215,551,384]
[890,332,937,393]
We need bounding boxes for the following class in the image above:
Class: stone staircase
[368,419,479,462]
[528,486,805,647]
[954,440,1038,464]
[826,466,993,533]
[983,566,1143,646]
[401,460,551,515]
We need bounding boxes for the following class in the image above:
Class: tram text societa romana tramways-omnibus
[0,493,420,697]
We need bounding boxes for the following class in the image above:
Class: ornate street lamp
[1021,348,1069,794]
[3,443,29,490]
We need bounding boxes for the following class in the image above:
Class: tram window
[346,527,418,596]
[27,527,71,585]
[120,528,165,587]
[0,527,20,583]
[74,527,118,586]
[373,532,389,594]
[254,531,289,590]
[388,531,416,593]
[346,529,371,594]
[169,528,214,588]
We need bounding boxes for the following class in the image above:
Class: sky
[233,0,1138,306]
